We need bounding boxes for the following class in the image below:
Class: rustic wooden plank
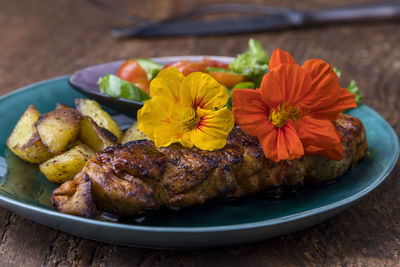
[0,0,399,266]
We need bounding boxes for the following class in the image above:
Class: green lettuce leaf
[135,59,163,80]
[333,67,341,79]
[232,81,255,89]
[206,67,233,74]
[226,82,256,110]
[346,79,362,106]
[226,88,233,111]
[229,39,269,87]
[333,67,362,106]
[98,74,150,102]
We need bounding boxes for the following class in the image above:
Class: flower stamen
[180,107,200,131]
[269,103,301,128]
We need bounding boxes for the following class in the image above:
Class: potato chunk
[122,121,149,144]
[79,116,117,152]
[75,98,123,141]
[7,105,53,163]
[36,108,82,154]
[39,144,94,183]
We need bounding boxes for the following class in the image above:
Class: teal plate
[0,76,398,249]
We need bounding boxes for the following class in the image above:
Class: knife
[109,2,400,38]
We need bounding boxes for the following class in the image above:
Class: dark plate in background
[68,56,235,118]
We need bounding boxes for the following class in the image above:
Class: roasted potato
[7,105,53,163]
[122,121,149,144]
[79,116,117,152]
[36,108,82,154]
[39,144,94,183]
[75,98,123,141]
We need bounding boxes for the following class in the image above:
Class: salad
[98,39,362,109]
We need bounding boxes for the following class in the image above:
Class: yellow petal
[150,68,185,103]
[138,97,175,141]
[178,132,194,148]
[153,121,184,147]
[189,107,234,150]
[180,72,229,110]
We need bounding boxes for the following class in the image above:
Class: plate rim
[0,74,399,234]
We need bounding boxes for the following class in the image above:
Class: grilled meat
[51,113,368,218]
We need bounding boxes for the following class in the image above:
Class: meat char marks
[51,113,368,218]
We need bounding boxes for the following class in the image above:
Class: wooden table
[1,0,399,266]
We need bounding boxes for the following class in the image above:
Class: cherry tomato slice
[117,60,150,94]
[162,58,242,87]
[162,60,206,76]
[132,79,150,94]
[202,58,229,69]
[162,58,230,77]
[209,72,245,88]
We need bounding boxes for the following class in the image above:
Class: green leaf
[226,88,233,110]
[346,79,362,106]
[248,38,269,64]
[206,67,233,73]
[232,81,255,89]
[98,74,151,102]
[229,39,269,87]
[333,67,341,79]
[333,67,362,107]
[135,58,163,80]
[225,82,255,110]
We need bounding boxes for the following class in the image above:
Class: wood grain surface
[0,0,399,266]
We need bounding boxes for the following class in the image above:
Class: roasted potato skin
[36,108,82,154]
[79,116,118,152]
[122,121,149,144]
[75,98,123,141]
[7,105,53,163]
[39,144,95,183]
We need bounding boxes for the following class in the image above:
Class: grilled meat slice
[51,171,97,217]
[51,113,368,218]
[304,114,368,184]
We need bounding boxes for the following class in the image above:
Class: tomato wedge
[202,58,229,69]
[117,60,150,94]
[162,58,244,87]
[163,60,206,76]
[162,58,229,77]
[209,72,245,88]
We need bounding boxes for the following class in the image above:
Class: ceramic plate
[0,61,398,249]
[69,56,235,117]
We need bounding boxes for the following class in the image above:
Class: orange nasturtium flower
[138,68,234,150]
[232,49,357,162]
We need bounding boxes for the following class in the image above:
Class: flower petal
[178,132,194,148]
[180,72,229,109]
[260,64,312,107]
[153,121,185,148]
[268,49,296,70]
[302,59,357,120]
[189,107,234,150]
[150,67,185,103]
[297,115,344,161]
[259,120,304,162]
[232,89,274,137]
[137,97,178,141]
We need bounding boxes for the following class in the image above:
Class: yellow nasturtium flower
[138,67,234,150]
